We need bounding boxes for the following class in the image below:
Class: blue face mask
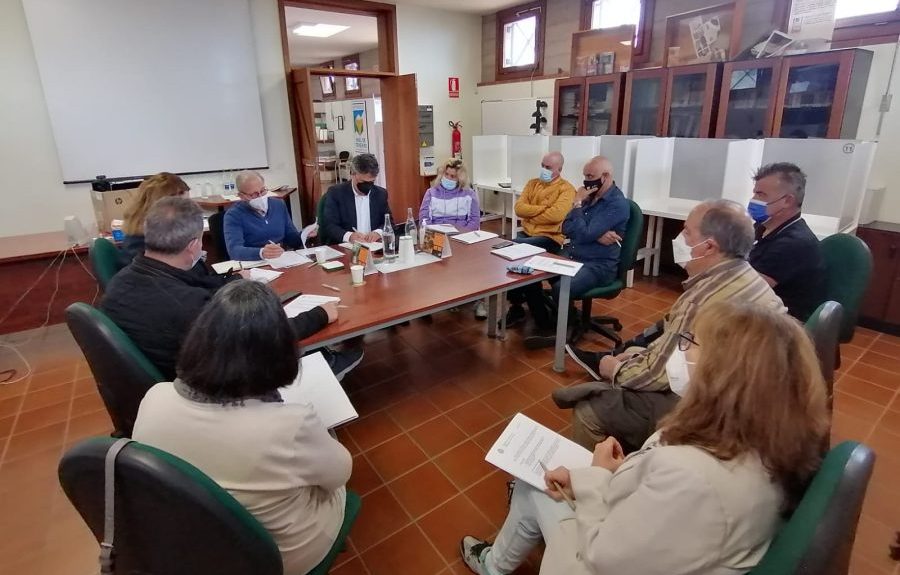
[539,167,554,183]
[747,199,768,223]
[441,177,458,190]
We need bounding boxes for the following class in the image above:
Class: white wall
[0,0,298,237]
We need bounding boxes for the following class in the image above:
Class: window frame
[495,0,546,81]
[342,54,361,98]
[580,0,655,65]
[775,0,900,45]
[319,60,336,101]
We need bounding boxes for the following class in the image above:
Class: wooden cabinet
[663,63,721,138]
[584,73,625,136]
[857,222,900,333]
[716,58,782,138]
[553,77,585,136]
[622,68,668,136]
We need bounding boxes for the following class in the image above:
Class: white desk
[475,184,523,239]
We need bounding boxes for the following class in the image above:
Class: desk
[270,240,573,372]
[474,184,523,239]
[194,187,298,213]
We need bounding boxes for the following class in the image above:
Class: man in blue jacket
[523,155,630,349]
[224,170,303,261]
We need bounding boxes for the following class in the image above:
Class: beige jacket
[133,382,352,575]
[540,433,783,575]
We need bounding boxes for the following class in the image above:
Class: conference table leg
[642,215,656,276]
[553,275,571,373]
[487,294,498,338]
[652,216,664,277]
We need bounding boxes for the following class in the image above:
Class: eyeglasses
[677,331,699,351]
[238,188,268,200]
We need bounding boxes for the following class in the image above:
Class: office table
[269,240,573,372]
[474,184,524,239]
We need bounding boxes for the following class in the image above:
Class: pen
[554,261,576,268]
[539,461,576,511]
[615,240,622,247]
[321,283,341,292]
[337,305,349,309]
[474,230,481,237]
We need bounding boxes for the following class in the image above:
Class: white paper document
[492,243,546,261]
[279,352,358,429]
[283,294,341,318]
[374,252,441,274]
[249,268,283,283]
[339,241,384,252]
[486,413,593,490]
[451,230,499,244]
[211,260,266,274]
[297,246,344,261]
[523,256,584,277]
[265,251,312,269]
[427,224,460,234]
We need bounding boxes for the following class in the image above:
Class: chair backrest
[65,303,165,437]
[208,211,228,260]
[749,441,875,575]
[820,234,873,342]
[59,436,283,575]
[804,300,843,404]
[617,199,645,282]
[338,150,350,161]
[89,237,126,291]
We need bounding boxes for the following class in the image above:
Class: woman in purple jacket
[418,158,481,232]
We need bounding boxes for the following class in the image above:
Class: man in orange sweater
[506,151,576,327]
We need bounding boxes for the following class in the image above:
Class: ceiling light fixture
[292,23,349,37]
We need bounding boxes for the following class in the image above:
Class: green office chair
[89,237,126,291]
[65,303,165,437]
[748,441,875,575]
[59,437,360,575]
[820,234,873,346]
[570,199,644,346]
[804,300,843,412]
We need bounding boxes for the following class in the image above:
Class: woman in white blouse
[133,280,351,575]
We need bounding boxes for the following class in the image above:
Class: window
[835,0,898,20]
[343,54,361,97]
[319,61,336,101]
[580,0,654,63]
[495,1,545,80]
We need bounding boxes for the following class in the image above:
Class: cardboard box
[91,189,138,233]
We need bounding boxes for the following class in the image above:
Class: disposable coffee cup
[399,235,414,264]
[350,264,364,285]
[315,248,327,264]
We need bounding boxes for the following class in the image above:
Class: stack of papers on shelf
[283,294,341,318]
[485,413,592,490]
[427,224,460,234]
[297,246,344,261]
[491,243,546,261]
[248,268,283,283]
[452,230,499,244]
[211,260,267,274]
[523,256,584,277]
[279,352,358,428]
[265,251,312,269]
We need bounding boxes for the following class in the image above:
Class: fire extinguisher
[449,121,462,159]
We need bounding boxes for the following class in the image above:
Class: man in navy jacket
[224,171,304,261]
[320,153,393,246]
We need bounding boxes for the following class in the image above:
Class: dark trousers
[508,233,561,307]
[523,263,615,329]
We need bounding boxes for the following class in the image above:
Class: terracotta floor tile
[4,421,66,461]
[0,396,23,421]
[12,401,70,436]
[0,415,15,440]
[464,471,512,529]
[419,494,495,562]
[344,411,403,452]
[878,410,900,437]
[473,420,511,451]
[446,399,503,436]
[0,447,62,494]
[352,486,412,552]
[857,350,900,375]
[840,344,867,362]
[508,370,561,401]
[366,435,428,482]
[361,523,446,575]
[330,555,368,575]
[848,553,894,575]
[453,369,507,398]
[434,441,495,490]
[348,454,383,496]
[335,427,360,456]
[71,377,97,398]
[0,381,28,401]
[868,337,900,358]
[485,355,533,382]
[27,366,77,392]
[70,392,106,418]
[521,402,567,433]
[833,391,886,423]
[388,462,458,518]
[852,515,899,574]
[861,480,900,528]
[19,381,72,414]
[65,409,112,442]
[479,384,533,418]
[836,375,897,407]
[830,412,875,445]
[387,394,442,430]
[409,416,467,458]
[890,393,900,413]
[425,381,475,412]
[847,363,900,390]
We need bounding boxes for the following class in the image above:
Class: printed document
[427,224,460,234]
[265,251,312,269]
[248,268,283,283]
[283,294,340,318]
[492,243,546,261]
[211,260,266,274]
[451,230,499,244]
[280,352,358,428]
[523,256,584,277]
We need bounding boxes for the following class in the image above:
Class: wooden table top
[0,231,89,264]
[194,187,297,210]
[270,240,555,348]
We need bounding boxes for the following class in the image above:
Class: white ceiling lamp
[292,23,349,37]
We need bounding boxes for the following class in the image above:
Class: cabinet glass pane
[557,85,582,136]
[627,77,662,135]
[721,67,775,138]
[667,73,707,137]
[586,81,616,136]
[779,63,839,138]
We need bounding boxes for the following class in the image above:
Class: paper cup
[350,264,364,285]
[399,235,414,264]
[315,248,327,264]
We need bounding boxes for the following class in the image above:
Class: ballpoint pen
[321,283,341,292]
[539,460,576,511]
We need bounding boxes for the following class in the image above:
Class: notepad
[297,246,344,261]
[211,260,267,274]
[523,256,584,277]
[265,251,312,269]
[283,294,341,318]
[427,224,460,234]
[248,268,283,283]
[279,352,358,429]
[452,230,499,244]
[485,413,593,490]
[491,243,546,261]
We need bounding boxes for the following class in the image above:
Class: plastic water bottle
[419,217,428,247]
[382,214,397,261]
[405,208,418,250]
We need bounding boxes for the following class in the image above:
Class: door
[663,63,720,138]
[291,67,321,225]
[716,59,782,138]
[381,74,423,218]
[584,73,624,136]
[773,52,853,139]
[623,69,668,136]
[553,78,585,136]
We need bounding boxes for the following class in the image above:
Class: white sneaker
[460,536,492,574]
[474,300,488,320]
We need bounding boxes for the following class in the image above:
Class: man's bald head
[541,152,564,180]
[580,155,614,197]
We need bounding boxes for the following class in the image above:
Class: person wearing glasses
[557,200,785,452]
[224,170,303,261]
[461,301,829,575]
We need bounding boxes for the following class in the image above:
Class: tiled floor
[0,275,898,575]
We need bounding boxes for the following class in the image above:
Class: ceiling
[285,7,379,66]
[393,0,524,14]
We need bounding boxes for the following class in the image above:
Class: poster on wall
[352,101,369,153]
[788,0,837,41]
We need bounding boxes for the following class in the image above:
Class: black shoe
[321,347,364,381]
[565,344,602,380]
[502,304,526,329]
[523,326,556,350]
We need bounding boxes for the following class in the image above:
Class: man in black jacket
[101,197,362,380]
[321,153,393,245]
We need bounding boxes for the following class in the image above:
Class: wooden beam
[297,67,398,80]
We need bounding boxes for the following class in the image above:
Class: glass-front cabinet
[553,78,585,136]
[584,73,624,136]
[716,59,782,138]
[623,68,668,136]
[663,63,721,138]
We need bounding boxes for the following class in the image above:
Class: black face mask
[356,181,374,195]
[583,177,604,191]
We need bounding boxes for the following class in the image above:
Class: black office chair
[207,211,228,261]
[804,300,843,413]
[65,303,165,437]
[337,151,351,182]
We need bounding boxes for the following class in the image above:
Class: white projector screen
[23,0,268,183]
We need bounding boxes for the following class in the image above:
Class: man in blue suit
[224,170,303,261]
[320,153,393,246]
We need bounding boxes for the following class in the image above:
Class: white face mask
[665,347,695,397]
[248,194,268,213]
[671,232,707,269]
[539,167,554,182]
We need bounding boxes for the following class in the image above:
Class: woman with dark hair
[133,280,352,575]
[460,300,830,575]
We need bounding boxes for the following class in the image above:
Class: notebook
[265,251,312,269]
[211,260,266,274]
[426,224,460,234]
[523,256,584,277]
[279,352,358,429]
[248,268,283,283]
[283,294,341,318]
[451,230,499,244]
[491,243,546,261]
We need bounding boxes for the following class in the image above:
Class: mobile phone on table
[492,241,514,249]
[279,290,302,304]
